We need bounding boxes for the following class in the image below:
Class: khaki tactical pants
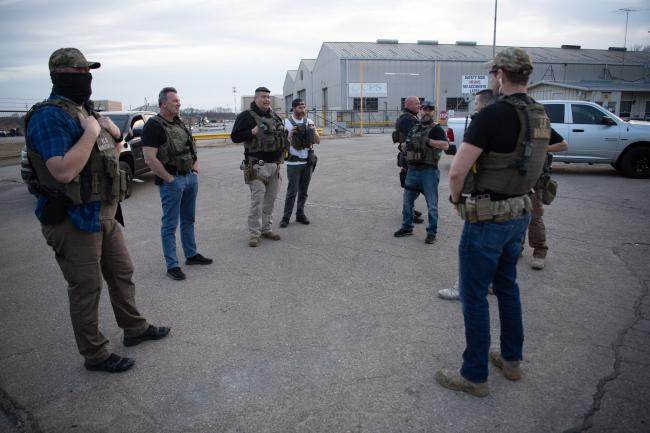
[527,188,548,258]
[42,217,149,364]
[248,163,281,237]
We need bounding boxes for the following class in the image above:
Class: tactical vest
[392,111,418,143]
[462,95,551,196]
[245,109,287,154]
[405,123,442,166]
[288,117,314,150]
[24,99,126,205]
[149,115,196,172]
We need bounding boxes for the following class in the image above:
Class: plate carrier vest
[148,115,196,172]
[288,117,314,151]
[24,99,126,205]
[245,109,288,154]
[462,95,551,196]
[405,122,442,166]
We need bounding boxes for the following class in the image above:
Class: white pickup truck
[444,100,650,179]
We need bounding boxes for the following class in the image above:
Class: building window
[353,97,378,112]
[645,101,650,120]
[619,101,632,118]
[300,70,303,80]
[400,97,424,109]
[544,104,565,123]
[446,97,468,112]
[297,89,306,101]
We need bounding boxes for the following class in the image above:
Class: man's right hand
[78,113,101,138]
[251,125,259,136]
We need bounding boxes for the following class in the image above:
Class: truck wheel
[620,147,650,179]
[119,160,133,198]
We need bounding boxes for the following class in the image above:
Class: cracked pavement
[0,135,648,433]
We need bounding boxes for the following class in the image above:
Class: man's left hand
[97,115,121,140]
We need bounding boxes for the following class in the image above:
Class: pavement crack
[563,243,650,433]
[0,386,41,433]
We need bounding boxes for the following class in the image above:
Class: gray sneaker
[438,285,460,301]
[490,349,522,381]
[248,236,260,247]
[531,257,545,270]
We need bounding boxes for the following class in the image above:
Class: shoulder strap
[288,116,298,127]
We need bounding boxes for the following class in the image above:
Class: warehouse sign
[461,75,488,94]
[348,83,388,97]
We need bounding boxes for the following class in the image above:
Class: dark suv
[21,110,157,198]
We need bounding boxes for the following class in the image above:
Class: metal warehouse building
[283,40,650,129]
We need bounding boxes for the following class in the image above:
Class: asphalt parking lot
[0,135,648,433]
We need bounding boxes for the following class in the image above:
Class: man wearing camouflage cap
[25,48,170,373]
[436,47,554,396]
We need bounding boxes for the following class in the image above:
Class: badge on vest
[97,131,114,152]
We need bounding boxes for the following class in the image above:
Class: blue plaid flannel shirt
[26,95,101,232]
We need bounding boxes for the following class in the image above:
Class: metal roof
[300,59,316,71]
[321,42,650,65]
[286,70,297,80]
[529,80,650,92]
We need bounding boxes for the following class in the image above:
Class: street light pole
[492,0,498,58]
[232,86,237,113]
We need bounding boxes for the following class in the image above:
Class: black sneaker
[279,219,289,228]
[425,234,436,244]
[84,353,134,373]
[296,214,310,225]
[166,267,186,280]
[123,325,171,347]
[414,216,425,224]
[185,253,213,265]
[393,228,413,237]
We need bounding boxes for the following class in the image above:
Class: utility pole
[232,86,237,113]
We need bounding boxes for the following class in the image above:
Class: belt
[168,169,190,175]
[458,194,532,223]
[287,155,308,162]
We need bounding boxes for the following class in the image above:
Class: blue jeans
[458,213,531,383]
[159,173,198,269]
[401,166,440,236]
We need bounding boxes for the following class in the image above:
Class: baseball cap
[486,47,533,74]
[292,98,305,108]
[48,48,100,72]
[422,101,435,110]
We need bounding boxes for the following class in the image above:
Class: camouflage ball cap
[487,47,533,73]
[48,48,101,72]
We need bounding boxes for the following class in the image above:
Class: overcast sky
[1,0,649,111]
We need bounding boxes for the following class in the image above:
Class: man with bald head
[393,96,424,227]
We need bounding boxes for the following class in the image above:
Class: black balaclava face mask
[51,72,93,105]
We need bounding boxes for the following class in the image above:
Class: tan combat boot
[489,349,522,381]
[435,368,489,397]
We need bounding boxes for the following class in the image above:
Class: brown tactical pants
[526,188,548,258]
[42,217,149,364]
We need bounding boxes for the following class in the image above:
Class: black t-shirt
[464,93,563,153]
[425,122,447,141]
